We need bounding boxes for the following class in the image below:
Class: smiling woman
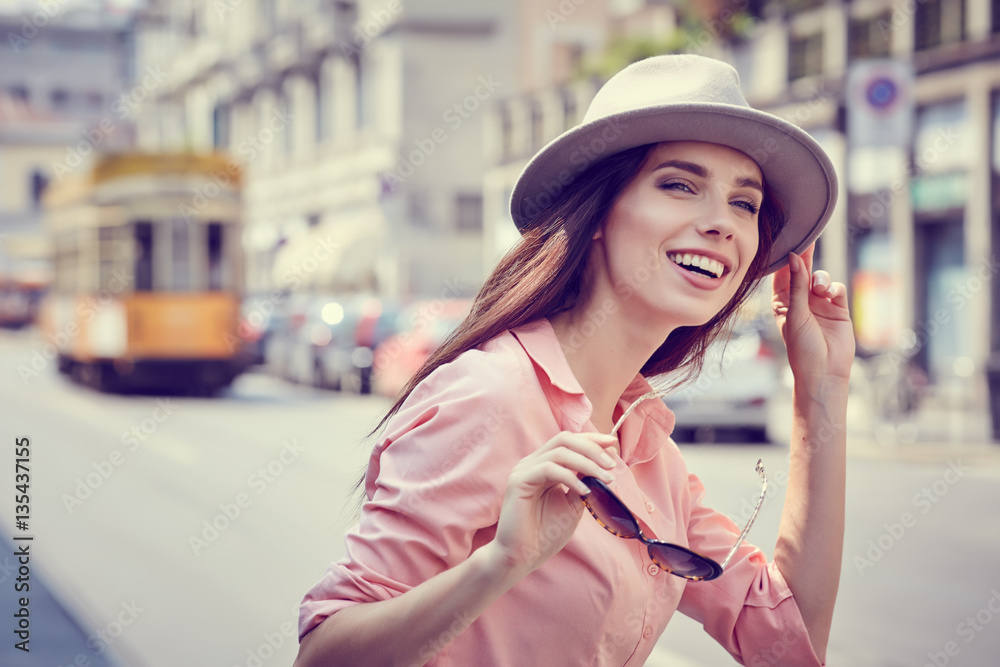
[296,54,854,667]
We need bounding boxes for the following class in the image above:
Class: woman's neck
[548,289,676,435]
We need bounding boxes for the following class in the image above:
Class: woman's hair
[371,142,785,435]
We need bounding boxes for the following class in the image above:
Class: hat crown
[583,54,749,124]
[510,54,839,274]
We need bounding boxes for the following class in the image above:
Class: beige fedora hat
[509,54,838,274]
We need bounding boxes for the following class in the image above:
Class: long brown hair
[370,142,785,436]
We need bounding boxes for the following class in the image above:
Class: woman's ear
[592,225,604,241]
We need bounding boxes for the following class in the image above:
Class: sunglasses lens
[648,545,722,580]
[583,482,638,538]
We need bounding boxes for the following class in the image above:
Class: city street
[1,328,999,666]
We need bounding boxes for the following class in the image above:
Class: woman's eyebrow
[652,159,763,195]
[652,159,707,178]
[734,176,764,195]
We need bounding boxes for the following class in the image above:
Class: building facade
[484,0,1000,424]
[0,7,133,283]
[134,0,517,300]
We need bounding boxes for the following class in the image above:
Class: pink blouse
[299,318,823,666]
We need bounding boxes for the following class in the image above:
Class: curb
[847,438,1000,465]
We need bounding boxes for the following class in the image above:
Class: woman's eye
[733,200,759,215]
[660,181,693,193]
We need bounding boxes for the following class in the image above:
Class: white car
[662,319,781,443]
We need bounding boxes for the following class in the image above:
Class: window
[354,55,365,130]
[562,89,578,131]
[171,220,190,290]
[788,32,824,81]
[98,227,122,291]
[914,99,970,175]
[785,0,824,12]
[409,192,430,228]
[530,99,545,152]
[849,13,891,60]
[500,103,513,161]
[188,8,201,36]
[134,222,153,291]
[455,193,483,232]
[260,0,276,26]
[51,89,69,109]
[207,223,227,291]
[914,219,966,380]
[55,231,79,294]
[314,73,326,143]
[993,92,1000,173]
[30,171,48,209]
[213,105,230,149]
[278,93,293,156]
[915,0,965,51]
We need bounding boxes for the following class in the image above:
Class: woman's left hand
[771,246,855,384]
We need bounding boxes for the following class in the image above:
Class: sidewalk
[847,398,1000,465]
[0,534,122,667]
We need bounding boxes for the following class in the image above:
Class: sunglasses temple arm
[610,387,672,437]
[718,468,768,571]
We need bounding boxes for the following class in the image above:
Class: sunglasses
[579,459,767,581]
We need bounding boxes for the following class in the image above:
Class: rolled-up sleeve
[298,344,548,641]
[677,473,824,667]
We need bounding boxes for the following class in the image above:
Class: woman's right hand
[485,431,618,577]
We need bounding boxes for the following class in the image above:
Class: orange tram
[40,152,250,393]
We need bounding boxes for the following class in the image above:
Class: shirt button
[643,626,653,639]
[645,502,655,514]
[646,563,659,576]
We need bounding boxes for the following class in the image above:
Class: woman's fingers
[810,272,850,312]
[492,430,620,573]
[789,257,848,310]
[535,432,617,468]
[828,281,848,308]
[810,270,831,297]
[512,432,617,493]
[787,252,812,321]
[529,446,615,486]
[539,430,617,453]
[515,461,594,496]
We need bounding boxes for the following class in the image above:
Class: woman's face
[592,141,763,328]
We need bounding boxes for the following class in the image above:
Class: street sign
[847,59,914,148]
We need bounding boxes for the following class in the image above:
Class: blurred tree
[579,0,767,80]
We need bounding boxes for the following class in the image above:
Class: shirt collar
[510,318,587,398]
[615,374,676,465]
[510,318,676,464]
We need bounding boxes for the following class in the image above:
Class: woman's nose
[696,192,736,240]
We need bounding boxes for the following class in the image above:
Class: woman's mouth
[666,252,726,279]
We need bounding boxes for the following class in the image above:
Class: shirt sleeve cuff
[298,597,358,642]
[735,561,825,667]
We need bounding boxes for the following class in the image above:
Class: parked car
[314,296,402,393]
[372,299,472,398]
[262,292,312,381]
[296,295,365,389]
[238,295,287,366]
[662,316,781,443]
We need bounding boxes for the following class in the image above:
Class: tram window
[134,221,153,291]
[171,220,190,291]
[98,227,118,291]
[62,231,80,294]
[208,222,225,290]
[55,233,72,293]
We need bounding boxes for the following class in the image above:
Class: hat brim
[509,103,838,275]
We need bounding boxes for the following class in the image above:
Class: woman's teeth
[667,253,725,279]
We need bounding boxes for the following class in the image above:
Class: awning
[270,209,385,290]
